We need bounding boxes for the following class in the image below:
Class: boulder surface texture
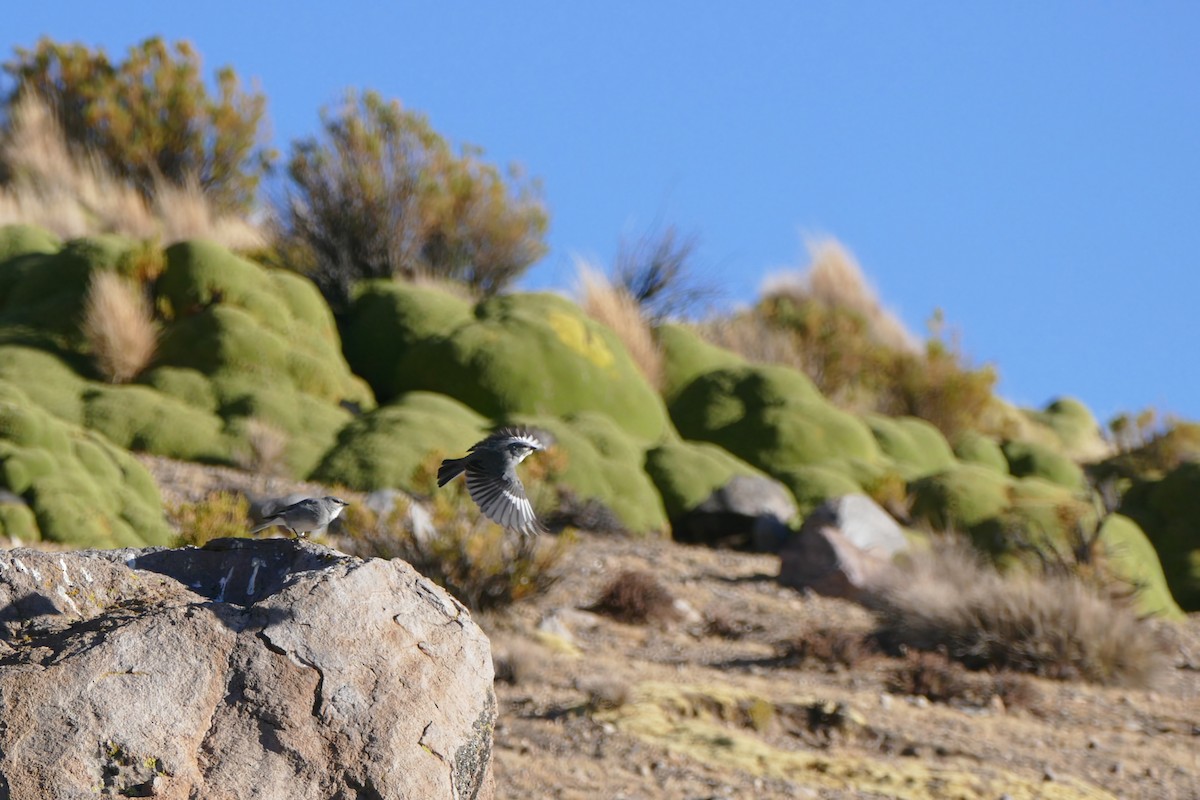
[0,539,495,800]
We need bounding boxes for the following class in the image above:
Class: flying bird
[437,428,545,536]
[250,495,349,539]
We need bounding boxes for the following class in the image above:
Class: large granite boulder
[0,539,495,799]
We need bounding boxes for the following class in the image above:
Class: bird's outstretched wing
[464,463,543,536]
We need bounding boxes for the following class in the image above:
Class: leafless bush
[586,569,681,625]
[871,536,1168,687]
[613,222,716,321]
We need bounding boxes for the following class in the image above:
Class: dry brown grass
[586,569,681,625]
[761,237,918,352]
[82,271,159,383]
[871,536,1169,687]
[232,418,291,477]
[0,92,262,249]
[576,261,663,390]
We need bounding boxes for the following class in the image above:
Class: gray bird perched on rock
[437,428,545,536]
[250,496,349,539]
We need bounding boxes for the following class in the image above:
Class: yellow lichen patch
[547,310,615,370]
[595,682,1116,800]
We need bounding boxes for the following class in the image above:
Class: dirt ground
[479,533,1199,800]
[140,456,1200,799]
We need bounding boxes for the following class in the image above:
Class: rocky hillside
[0,224,1194,618]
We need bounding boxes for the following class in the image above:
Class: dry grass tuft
[232,418,291,477]
[871,536,1169,687]
[83,271,159,383]
[576,261,664,390]
[762,238,918,352]
[587,569,681,625]
[0,92,262,249]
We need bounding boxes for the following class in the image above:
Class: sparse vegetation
[279,89,547,309]
[885,651,1037,710]
[781,626,875,672]
[586,569,681,625]
[169,490,251,547]
[2,36,272,215]
[701,239,1000,439]
[576,262,663,389]
[82,270,158,383]
[871,536,1168,686]
[231,418,290,477]
[613,222,715,321]
[340,462,571,612]
[0,92,263,247]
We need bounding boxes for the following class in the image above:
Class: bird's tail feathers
[250,518,278,534]
[437,458,466,487]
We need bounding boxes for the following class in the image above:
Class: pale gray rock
[673,474,798,551]
[0,539,495,800]
[778,494,907,601]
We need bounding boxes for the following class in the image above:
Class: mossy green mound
[953,431,1010,474]
[346,288,670,442]
[773,463,863,517]
[0,224,60,262]
[341,280,474,402]
[1119,462,1200,611]
[0,346,88,424]
[910,465,1182,618]
[669,363,880,487]
[1001,440,1086,489]
[0,234,140,348]
[910,464,1013,531]
[1095,514,1184,620]
[864,415,956,479]
[0,380,170,547]
[655,323,745,402]
[312,391,489,491]
[0,237,374,478]
[81,385,231,463]
[644,439,773,521]
[1030,397,1110,460]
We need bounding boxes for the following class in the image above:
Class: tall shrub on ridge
[280,90,548,308]
[1,36,272,214]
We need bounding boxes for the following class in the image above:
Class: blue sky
[7,3,1199,425]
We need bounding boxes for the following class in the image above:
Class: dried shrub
[885,651,969,703]
[577,262,663,389]
[82,270,158,383]
[781,626,876,672]
[280,89,547,309]
[169,490,251,547]
[699,239,1000,439]
[871,536,1168,686]
[231,418,290,477]
[886,651,1039,710]
[0,91,262,247]
[3,36,272,215]
[586,569,680,625]
[703,610,763,640]
[342,484,571,613]
[612,222,715,321]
